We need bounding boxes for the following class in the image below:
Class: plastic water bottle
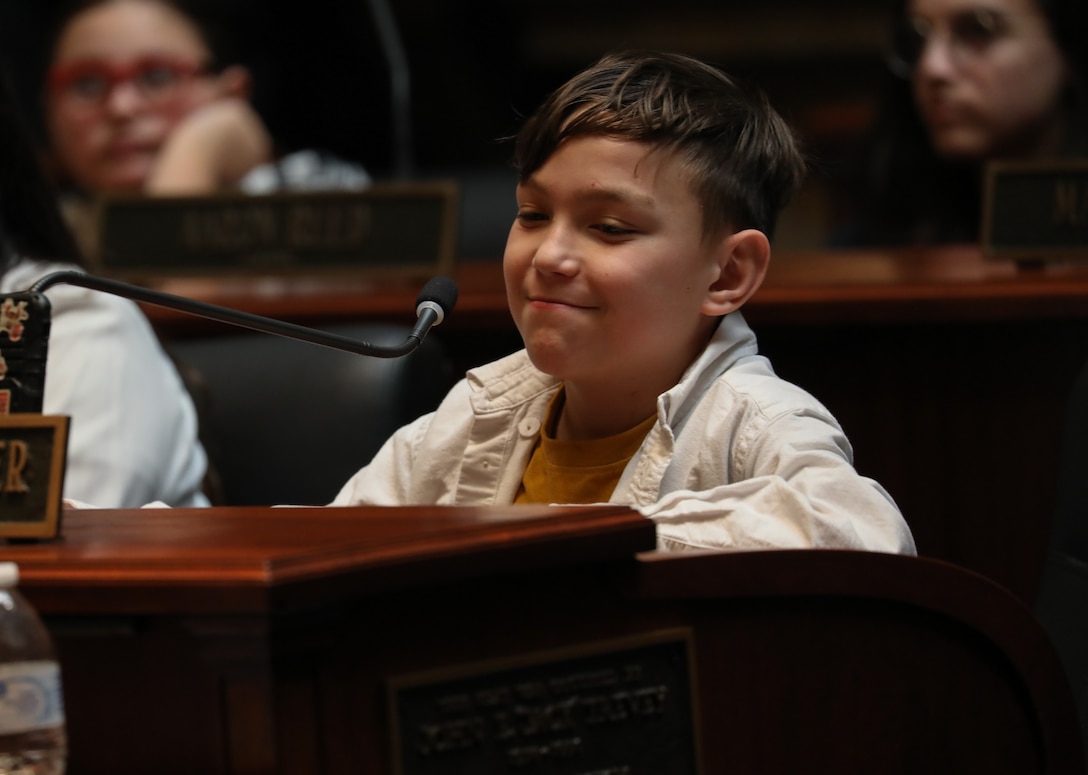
[0,563,66,775]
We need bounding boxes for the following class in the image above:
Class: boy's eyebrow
[518,176,657,209]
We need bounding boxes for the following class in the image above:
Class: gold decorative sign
[0,415,68,540]
[981,159,1088,261]
[95,181,459,280]
[388,630,699,775]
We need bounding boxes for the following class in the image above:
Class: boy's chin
[523,342,574,380]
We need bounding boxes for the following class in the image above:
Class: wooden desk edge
[10,505,654,613]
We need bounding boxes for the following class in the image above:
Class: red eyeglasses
[48,56,210,108]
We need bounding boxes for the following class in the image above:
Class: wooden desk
[754,244,1088,323]
[5,506,1082,774]
[137,246,1088,602]
[15,505,654,774]
[142,245,1088,333]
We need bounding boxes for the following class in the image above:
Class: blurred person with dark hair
[0,67,209,507]
[42,0,369,250]
[838,0,1086,245]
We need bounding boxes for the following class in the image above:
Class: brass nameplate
[96,181,459,279]
[388,630,699,775]
[0,415,68,539]
[982,160,1088,260]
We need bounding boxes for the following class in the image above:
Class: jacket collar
[464,310,759,422]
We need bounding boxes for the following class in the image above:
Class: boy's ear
[702,228,770,316]
[213,65,253,100]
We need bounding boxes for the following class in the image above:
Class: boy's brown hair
[513,50,806,240]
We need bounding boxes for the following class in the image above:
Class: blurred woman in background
[838,0,1087,245]
[0,68,209,507]
[41,0,369,252]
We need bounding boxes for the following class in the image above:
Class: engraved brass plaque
[389,630,699,775]
[95,181,458,279]
[982,159,1088,261]
[0,414,68,539]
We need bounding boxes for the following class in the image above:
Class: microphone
[25,271,458,359]
[410,276,458,342]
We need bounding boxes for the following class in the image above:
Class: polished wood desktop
[6,505,1083,774]
[137,245,1088,605]
[13,504,651,613]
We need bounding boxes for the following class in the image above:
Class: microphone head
[415,276,459,317]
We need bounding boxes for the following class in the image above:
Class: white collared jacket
[331,312,916,555]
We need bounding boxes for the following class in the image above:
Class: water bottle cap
[0,562,19,587]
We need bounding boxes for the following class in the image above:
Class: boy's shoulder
[716,357,833,417]
[676,316,839,428]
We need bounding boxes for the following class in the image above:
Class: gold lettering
[515,681,547,701]
[181,207,280,252]
[0,439,30,493]
[615,685,668,716]
[473,687,510,707]
[286,204,372,250]
[415,717,486,756]
[343,204,371,245]
[514,696,579,736]
[287,205,322,249]
[1052,180,1088,226]
[492,710,518,741]
[506,737,582,766]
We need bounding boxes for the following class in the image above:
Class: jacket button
[519,418,541,437]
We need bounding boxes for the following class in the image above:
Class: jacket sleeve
[644,408,916,555]
[328,412,433,505]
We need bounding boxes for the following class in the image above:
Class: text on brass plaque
[389,631,698,775]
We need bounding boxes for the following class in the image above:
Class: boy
[331,51,915,555]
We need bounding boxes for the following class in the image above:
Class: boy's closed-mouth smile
[528,296,595,310]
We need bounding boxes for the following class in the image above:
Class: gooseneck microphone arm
[29,271,459,359]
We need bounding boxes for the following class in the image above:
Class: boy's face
[504,135,727,394]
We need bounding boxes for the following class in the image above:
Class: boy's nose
[531,224,579,275]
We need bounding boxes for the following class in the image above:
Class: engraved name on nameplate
[389,631,699,775]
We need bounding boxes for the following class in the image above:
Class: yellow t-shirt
[515,389,657,504]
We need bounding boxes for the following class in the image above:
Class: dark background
[0,0,897,252]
